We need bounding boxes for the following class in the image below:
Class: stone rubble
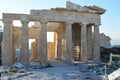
[0,62,52,80]
[1,61,120,80]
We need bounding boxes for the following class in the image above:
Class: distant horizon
[111,39,120,46]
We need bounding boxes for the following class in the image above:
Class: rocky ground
[1,61,118,80]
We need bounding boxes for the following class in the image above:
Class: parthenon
[2,1,106,66]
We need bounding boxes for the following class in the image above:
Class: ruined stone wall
[100,33,111,46]
[1,1,106,65]
[11,26,112,62]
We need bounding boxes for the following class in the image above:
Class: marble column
[57,32,62,60]
[65,22,73,63]
[40,21,48,63]
[2,19,13,65]
[81,23,87,62]
[20,17,29,66]
[87,24,93,60]
[94,24,100,62]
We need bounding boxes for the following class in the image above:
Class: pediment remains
[66,1,106,14]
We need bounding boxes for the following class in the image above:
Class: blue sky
[0,0,120,45]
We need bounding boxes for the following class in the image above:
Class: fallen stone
[9,63,25,72]
[28,63,53,70]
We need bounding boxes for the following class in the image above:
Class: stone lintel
[3,13,30,21]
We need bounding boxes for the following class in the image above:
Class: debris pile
[27,63,53,70]
[76,61,120,80]
[77,63,104,80]
[10,63,25,72]
[0,62,52,79]
[0,63,28,79]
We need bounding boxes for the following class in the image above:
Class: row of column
[65,22,100,63]
[38,21,100,63]
[2,18,100,66]
[2,17,30,66]
[2,19,49,65]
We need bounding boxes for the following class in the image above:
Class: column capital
[21,20,29,24]
[94,24,100,30]
[41,16,48,23]
[3,19,13,28]
[3,19,12,23]
[21,15,29,23]
[40,20,48,24]
[94,23,101,26]
[66,21,73,25]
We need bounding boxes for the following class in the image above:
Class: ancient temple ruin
[2,1,106,66]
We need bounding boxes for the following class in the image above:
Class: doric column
[65,22,73,63]
[57,32,62,60]
[87,24,93,60]
[94,24,100,62]
[40,21,48,63]
[81,23,87,62]
[20,15,29,66]
[2,19,13,65]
